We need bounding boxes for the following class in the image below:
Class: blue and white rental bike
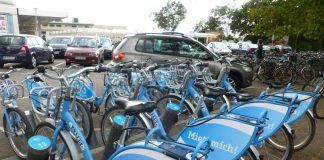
[24,67,94,141]
[101,62,269,160]
[0,69,32,159]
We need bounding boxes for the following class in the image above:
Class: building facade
[0,0,19,35]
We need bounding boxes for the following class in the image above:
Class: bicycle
[0,69,33,159]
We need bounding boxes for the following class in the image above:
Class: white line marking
[54,62,65,67]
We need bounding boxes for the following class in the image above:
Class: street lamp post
[34,8,38,35]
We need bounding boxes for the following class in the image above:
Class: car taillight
[20,44,29,53]
[113,52,125,60]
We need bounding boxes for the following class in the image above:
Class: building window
[49,24,55,27]
[85,26,89,28]
[56,24,61,27]
[72,25,76,27]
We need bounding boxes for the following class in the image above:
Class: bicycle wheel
[301,66,315,82]
[313,95,324,119]
[3,108,33,159]
[146,86,164,102]
[273,66,293,84]
[71,99,93,141]
[101,106,147,145]
[289,110,316,151]
[34,122,79,160]
[156,95,194,138]
[240,148,259,160]
[260,126,294,160]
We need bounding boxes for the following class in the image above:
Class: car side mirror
[67,44,70,47]
[45,42,50,46]
[98,44,102,48]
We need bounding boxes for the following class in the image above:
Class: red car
[65,36,104,65]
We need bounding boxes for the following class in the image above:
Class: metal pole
[34,8,38,36]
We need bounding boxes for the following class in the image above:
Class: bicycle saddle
[115,98,156,116]
[194,82,226,98]
[226,92,255,101]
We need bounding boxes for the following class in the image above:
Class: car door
[36,37,51,60]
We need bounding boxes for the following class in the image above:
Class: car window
[135,38,154,53]
[71,37,97,48]
[27,37,38,46]
[49,37,71,44]
[0,36,25,45]
[35,37,45,45]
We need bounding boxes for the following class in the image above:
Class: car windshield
[215,43,229,49]
[100,38,111,46]
[49,37,71,45]
[70,37,97,48]
[229,43,239,49]
[0,36,25,45]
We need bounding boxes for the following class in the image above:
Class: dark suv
[112,33,253,89]
[0,34,54,68]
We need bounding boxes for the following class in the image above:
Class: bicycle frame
[49,88,93,160]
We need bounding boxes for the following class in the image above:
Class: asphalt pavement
[0,59,323,160]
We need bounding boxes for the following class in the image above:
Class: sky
[14,0,248,33]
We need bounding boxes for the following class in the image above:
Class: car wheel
[28,56,37,68]
[48,54,54,64]
[0,63,4,68]
[66,61,71,66]
[228,74,241,91]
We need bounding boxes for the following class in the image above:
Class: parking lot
[0,59,323,160]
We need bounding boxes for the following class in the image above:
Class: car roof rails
[134,32,189,38]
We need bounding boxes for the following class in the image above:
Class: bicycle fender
[44,118,80,160]
[249,145,261,160]
[283,123,293,135]
[168,93,195,114]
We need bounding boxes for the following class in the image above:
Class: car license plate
[54,51,60,55]
[75,56,86,60]
[3,56,15,60]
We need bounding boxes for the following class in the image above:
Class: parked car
[100,37,113,60]
[0,34,54,68]
[49,36,73,58]
[64,36,104,66]
[271,45,292,54]
[227,42,241,55]
[112,32,253,90]
[207,42,232,56]
[239,42,258,53]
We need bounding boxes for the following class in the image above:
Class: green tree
[152,0,187,31]
[247,0,324,40]
[194,17,222,33]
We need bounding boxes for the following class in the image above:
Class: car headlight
[89,52,96,56]
[242,65,252,72]
[65,52,72,56]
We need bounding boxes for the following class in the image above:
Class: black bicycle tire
[33,121,79,160]
[3,108,33,159]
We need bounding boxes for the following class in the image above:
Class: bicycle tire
[34,121,79,160]
[313,95,324,119]
[72,99,94,141]
[100,106,148,145]
[290,110,316,151]
[264,125,294,160]
[156,94,194,137]
[3,108,33,159]
[273,66,293,84]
